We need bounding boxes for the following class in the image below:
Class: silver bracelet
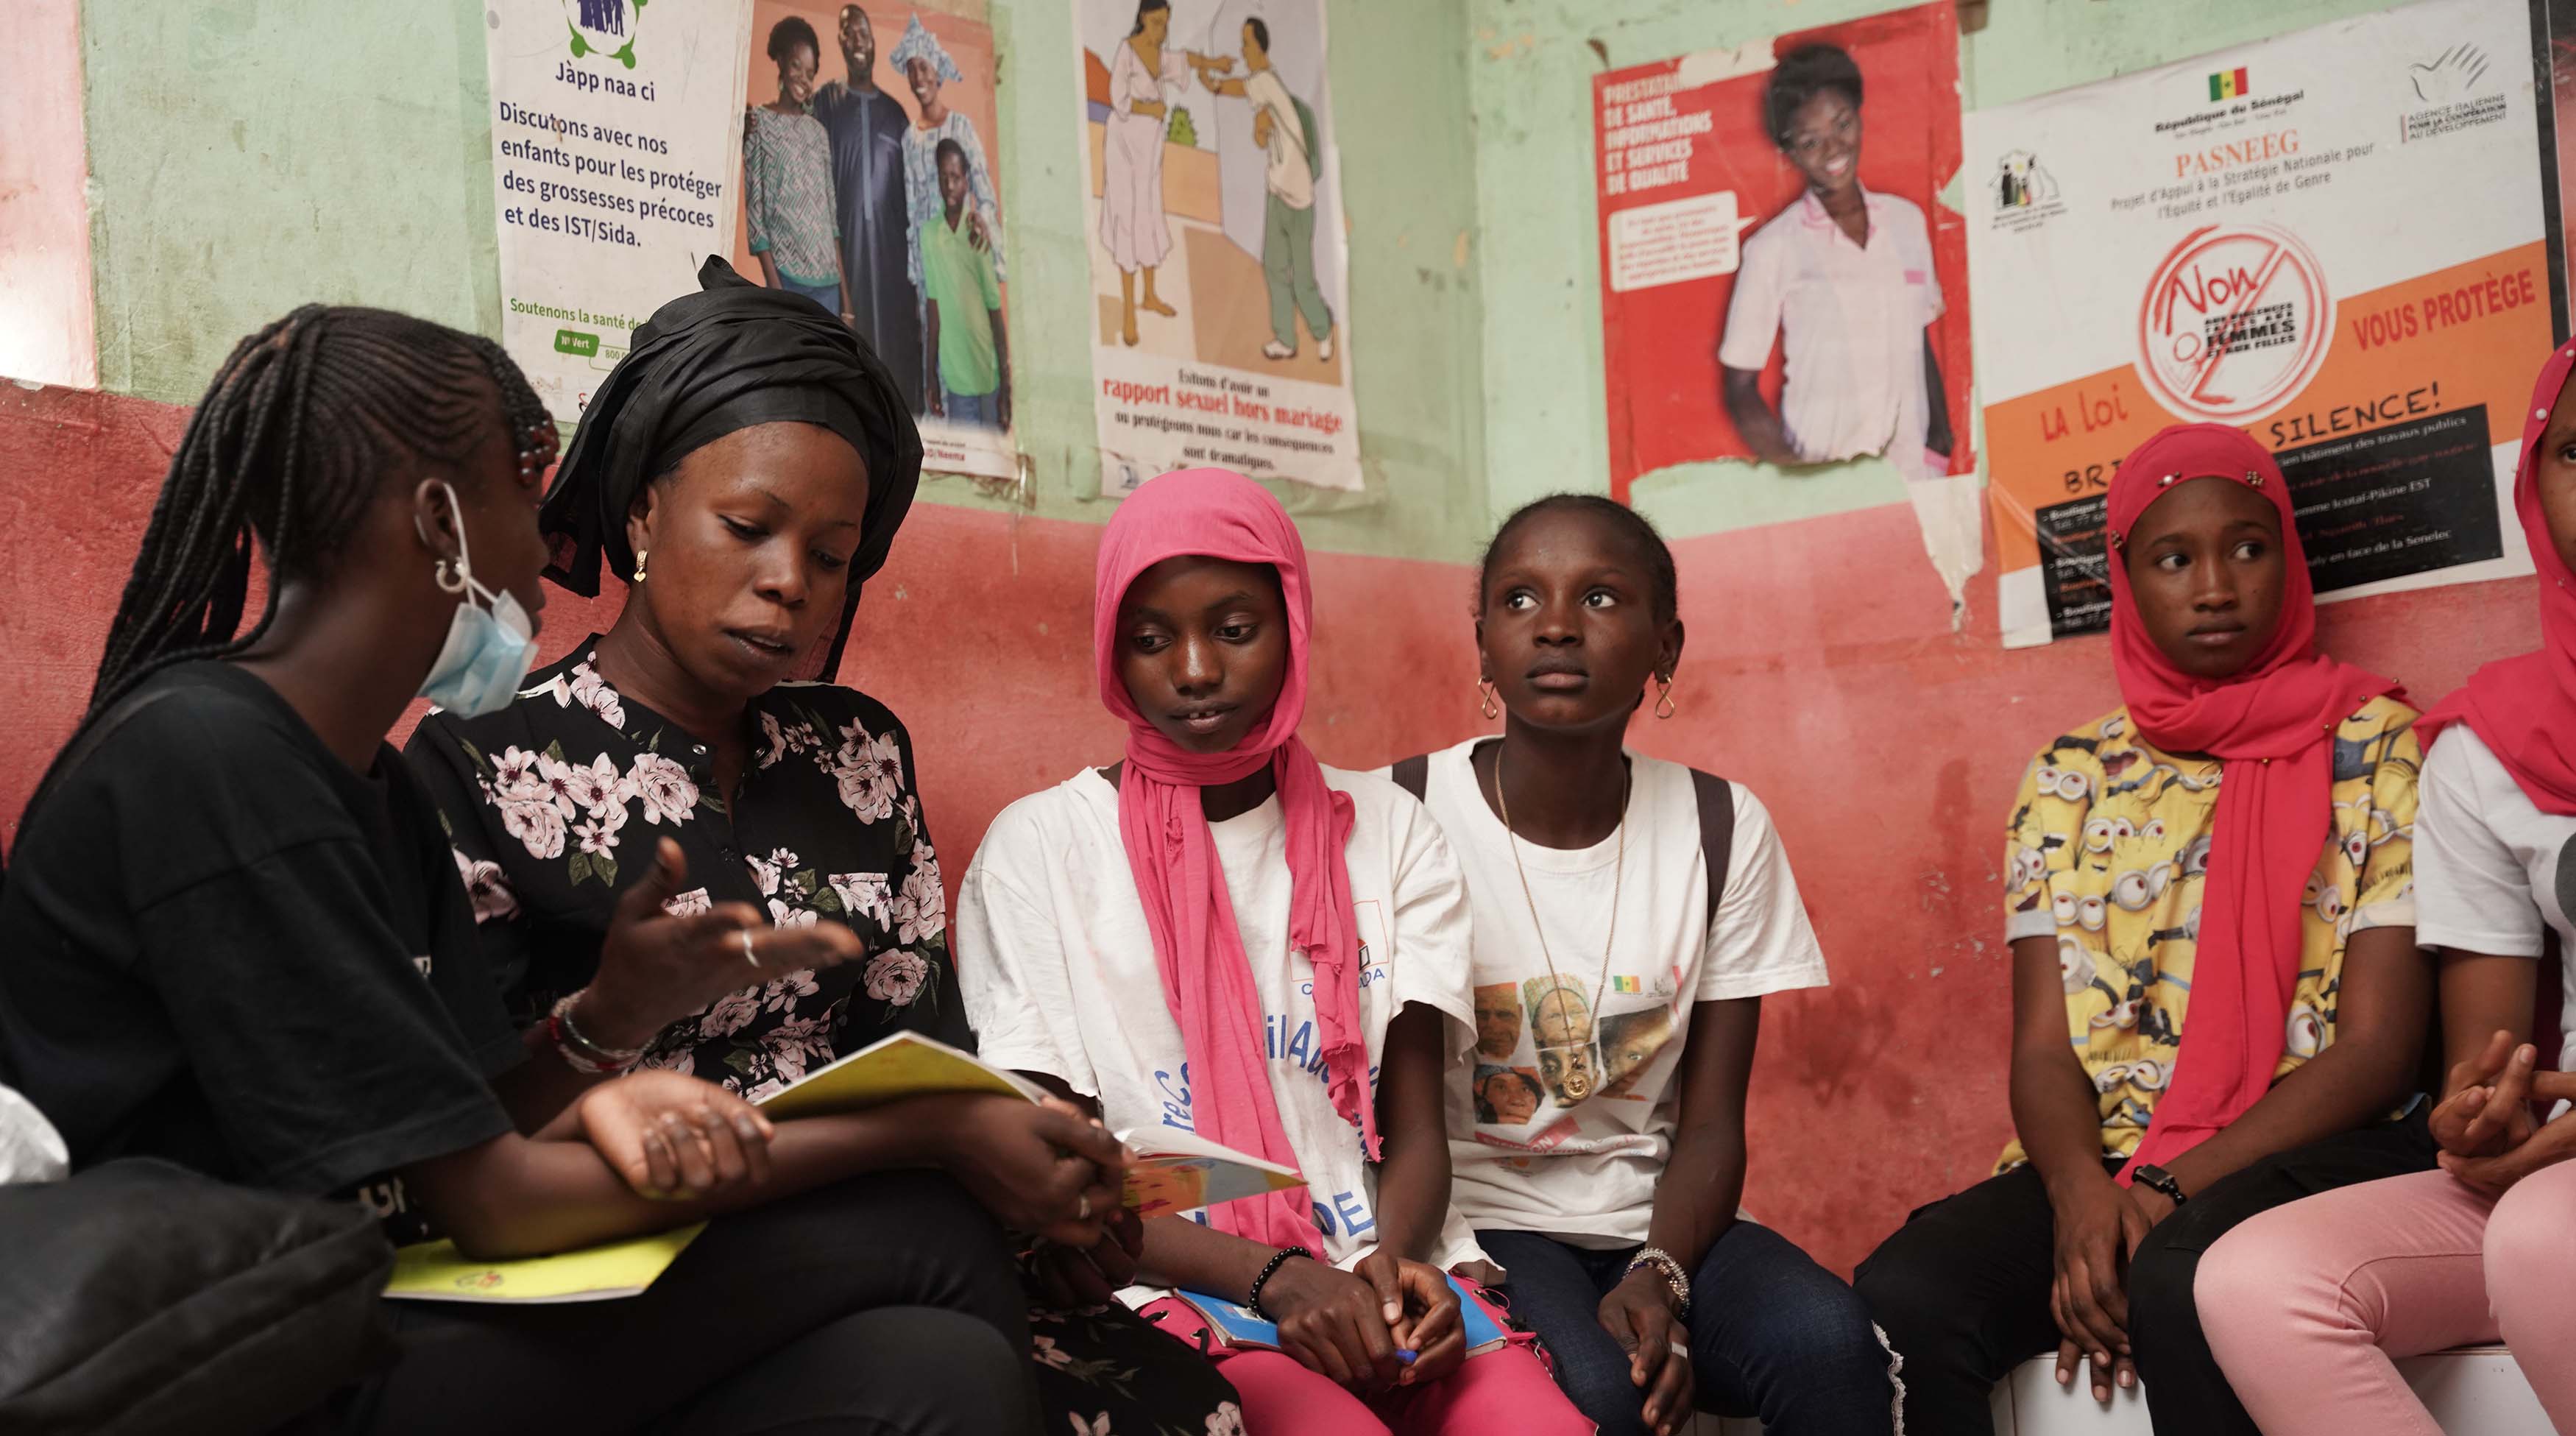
[1626,1246,1692,1320]
[551,988,645,1073]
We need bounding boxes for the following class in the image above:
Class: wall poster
[1075,0,1362,495]
[732,0,1016,480]
[1593,1,1981,609]
[485,0,752,428]
[1969,0,2544,648]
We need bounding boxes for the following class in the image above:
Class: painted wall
[75,0,1490,563]
[1463,0,2544,1274]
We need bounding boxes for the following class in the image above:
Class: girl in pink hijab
[2193,347,2576,1435]
[1856,424,2438,1435]
[956,469,1588,1434]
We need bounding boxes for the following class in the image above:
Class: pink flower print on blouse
[828,871,894,928]
[862,949,929,1006]
[893,866,945,945]
[573,801,627,859]
[558,753,631,814]
[629,752,699,826]
[761,969,822,1013]
[451,849,520,924]
[831,724,903,822]
[662,887,713,918]
[560,660,627,729]
[498,796,567,860]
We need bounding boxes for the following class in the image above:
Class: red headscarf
[2418,344,2576,813]
[2104,425,2402,1178]
[1094,469,1370,1252]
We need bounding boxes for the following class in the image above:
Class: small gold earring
[1478,679,1500,721]
[1655,677,1677,720]
[631,548,648,584]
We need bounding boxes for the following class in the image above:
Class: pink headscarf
[2418,344,2576,814]
[2103,425,2402,1178]
[1094,469,1370,1252]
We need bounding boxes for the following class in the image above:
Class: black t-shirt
[0,662,520,1238]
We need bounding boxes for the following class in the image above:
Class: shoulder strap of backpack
[1690,768,1736,929]
[1390,753,1429,803]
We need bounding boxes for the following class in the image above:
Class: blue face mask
[417,481,538,718]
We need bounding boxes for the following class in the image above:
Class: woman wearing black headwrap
[408,260,1243,1436]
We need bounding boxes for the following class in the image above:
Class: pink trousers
[1137,1292,1593,1436]
[2195,1161,2576,1435]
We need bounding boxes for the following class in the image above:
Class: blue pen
[1396,1350,1418,1365]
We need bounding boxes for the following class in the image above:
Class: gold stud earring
[1655,676,1677,720]
[631,548,648,584]
[1478,679,1500,721]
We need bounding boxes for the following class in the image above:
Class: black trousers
[1852,1111,2434,1435]
[345,1170,1042,1435]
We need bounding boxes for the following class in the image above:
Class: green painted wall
[78,0,1487,562]
[1464,0,2401,539]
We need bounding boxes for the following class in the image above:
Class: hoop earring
[1654,677,1676,720]
[433,556,467,595]
[631,549,648,584]
[1478,679,1500,721]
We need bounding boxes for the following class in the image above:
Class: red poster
[1595,2,1972,517]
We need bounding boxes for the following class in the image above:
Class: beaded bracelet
[1246,1245,1312,1322]
[1625,1246,1693,1320]
[550,989,645,1075]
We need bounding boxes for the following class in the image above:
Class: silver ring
[739,929,760,969]
[1078,1192,1093,1221]
[1667,1339,1689,1359]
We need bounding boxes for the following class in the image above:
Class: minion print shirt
[1995,695,2421,1171]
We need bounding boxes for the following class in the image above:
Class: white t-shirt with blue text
[956,763,1485,1270]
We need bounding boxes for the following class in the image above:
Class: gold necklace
[1493,742,1626,1104]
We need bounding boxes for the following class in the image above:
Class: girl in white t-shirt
[1406,495,1894,1436]
[2193,346,2576,1433]
[955,469,1589,1435]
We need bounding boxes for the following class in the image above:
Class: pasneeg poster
[1967,0,2543,647]
[1075,0,1361,495]
[485,0,751,427]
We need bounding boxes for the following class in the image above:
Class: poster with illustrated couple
[1075,0,1364,494]
[733,0,1015,479]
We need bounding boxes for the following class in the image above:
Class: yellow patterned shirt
[1994,694,2421,1171]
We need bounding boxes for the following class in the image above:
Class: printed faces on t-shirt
[1147,898,1396,1247]
[1468,966,1684,1153]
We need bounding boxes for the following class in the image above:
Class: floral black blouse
[405,640,964,1097]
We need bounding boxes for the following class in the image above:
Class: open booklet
[384,1223,707,1304]
[761,1031,1306,1217]
[384,1033,1306,1304]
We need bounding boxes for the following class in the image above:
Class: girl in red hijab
[1857,425,2437,1436]
[2194,348,2576,1435]
[955,469,1588,1435]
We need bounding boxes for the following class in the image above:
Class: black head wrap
[539,256,922,681]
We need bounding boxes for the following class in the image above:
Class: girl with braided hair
[0,306,1049,1435]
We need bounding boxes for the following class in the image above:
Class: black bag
[0,1158,395,1435]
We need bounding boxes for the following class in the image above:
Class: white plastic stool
[1696,1346,2550,1435]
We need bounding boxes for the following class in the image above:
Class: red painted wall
[0,382,2539,1273]
[0,383,1485,881]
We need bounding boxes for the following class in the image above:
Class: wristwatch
[2132,1164,2188,1206]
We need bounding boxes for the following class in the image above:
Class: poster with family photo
[732,0,1015,479]
[1075,0,1364,495]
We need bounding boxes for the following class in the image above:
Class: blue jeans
[781,277,841,316]
[1479,1224,1894,1436]
[941,386,998,428]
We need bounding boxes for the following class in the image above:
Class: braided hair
[42,306,555,811]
